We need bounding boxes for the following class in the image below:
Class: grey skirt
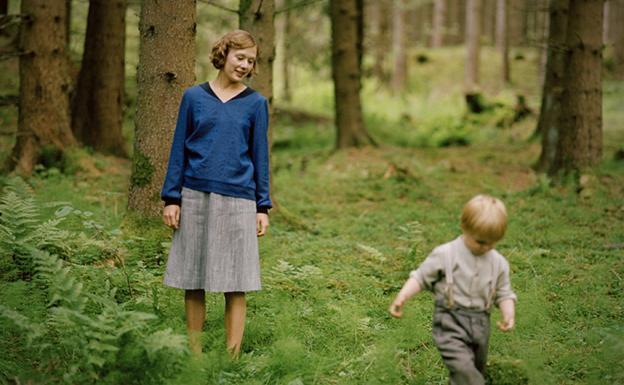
[163,187,261,292]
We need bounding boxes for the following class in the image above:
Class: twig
[275,0,326,14]
[197,0,239,13]
[0,50,30,61]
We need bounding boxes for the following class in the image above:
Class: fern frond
[0,304,44,343]
[143,328,188,362]
[33,250,86,311]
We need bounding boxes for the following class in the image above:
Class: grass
[1,43,623,384]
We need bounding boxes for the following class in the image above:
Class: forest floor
[1,48,623,385]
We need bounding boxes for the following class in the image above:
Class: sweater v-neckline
[201,82,253,104]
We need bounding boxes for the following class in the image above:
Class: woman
[161,30,271,356]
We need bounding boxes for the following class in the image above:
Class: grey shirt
[410,236,517,311]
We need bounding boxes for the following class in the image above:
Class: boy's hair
[460,194,508,240]
[210,30,258,77]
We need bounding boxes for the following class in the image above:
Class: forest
[0,0,623,384]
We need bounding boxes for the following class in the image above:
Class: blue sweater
[161,83,272,212]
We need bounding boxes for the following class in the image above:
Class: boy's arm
[496,298,515,331]
[389,278,422,318]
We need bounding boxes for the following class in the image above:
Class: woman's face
[222,46,257,83]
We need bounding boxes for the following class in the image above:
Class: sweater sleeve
[161,90,193,206]
[251,97,272,211]
[494,257,517,305]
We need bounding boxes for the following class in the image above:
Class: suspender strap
[444,242,455,309]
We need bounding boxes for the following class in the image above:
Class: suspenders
[443,240,499,312]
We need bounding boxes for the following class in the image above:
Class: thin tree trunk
[71,0,127,156]
[465,0,482,93]
[447,0,466,45]
[370,0,389,83]
[431,0,447,47]
[392,0,407,93]
[537,0,549,87]
[482,0,496,45]
[128,0,195,216]
[5,0,76,175]
[496,0,510,84]
[612,0,624,78]
[535,0,568,172]
[1,0,8,14]
[330,0,374,148]
[551,0,603,174]
[275,0,291,101]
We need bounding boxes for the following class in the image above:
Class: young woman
[161,30,271,356]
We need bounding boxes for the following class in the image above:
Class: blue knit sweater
[161,83,272,212]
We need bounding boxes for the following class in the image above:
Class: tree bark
[370,0,390,83]
[551,0,603,175]
[611,0,624,78]
[71,0,127,157]
[535,0,568,172]
[431,0,447,47]
[392,0,407,93]
[275,0,291,101]
[128,0,195,216]
[496,0,510,84]
[5,0,76,175]
[330,0,374,148]
[465,0,482,93]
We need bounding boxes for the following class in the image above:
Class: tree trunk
[465,0,482,93]
[482,0,496,45]
[535,0,568,172]
[508,1,524,46]
[370,0,390,83]
[537,0,549,87]
[1,0,7,14]
[128,0,195,216]
[431,0,447,47]
[551,0,603,175]
[5,0,76,175]
[611,0,624,78]
[447,0,465,45]
[496,0,510,84]
[275,0,291,101]
[71,0,127,157]
[330,0,374,148]
[392,0,407,93]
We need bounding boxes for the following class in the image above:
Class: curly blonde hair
[210,30,258,77]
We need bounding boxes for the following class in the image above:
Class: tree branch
[197,0,239,13]
[0,50,30,62]
[275,0,326,14]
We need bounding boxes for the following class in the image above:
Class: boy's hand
[388,300,404,318]
[496,317,515,332]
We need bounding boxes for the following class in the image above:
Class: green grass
[1,43,623,384]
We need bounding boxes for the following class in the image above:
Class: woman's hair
[460,194,508,241]
[210,30,258,77]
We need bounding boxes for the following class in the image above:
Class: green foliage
[0,249,188,385]
[484,357,529,385]
[131,150,155,187]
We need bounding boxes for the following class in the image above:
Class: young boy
[389,194,516,385]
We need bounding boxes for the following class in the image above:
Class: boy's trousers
[432,303,490,385]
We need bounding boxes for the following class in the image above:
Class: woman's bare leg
[185,289,206,354]
[224,292,246,357]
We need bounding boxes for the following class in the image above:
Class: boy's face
[462,230,498,256]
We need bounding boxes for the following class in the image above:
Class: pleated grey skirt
[163,187,261,292]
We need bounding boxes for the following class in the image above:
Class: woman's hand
[163,205,181,229]
[256,213,269,237]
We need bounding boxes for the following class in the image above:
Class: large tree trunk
[71,0,127,157]
[392,0,407,93]
[465,0,482,93]
[551,0,603,175]
[128,0,195,216]
[535,0,568,172]
[431,0,447,47]
[496,0,510,84]
[5,0,76,175]
[330,0,374,148]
